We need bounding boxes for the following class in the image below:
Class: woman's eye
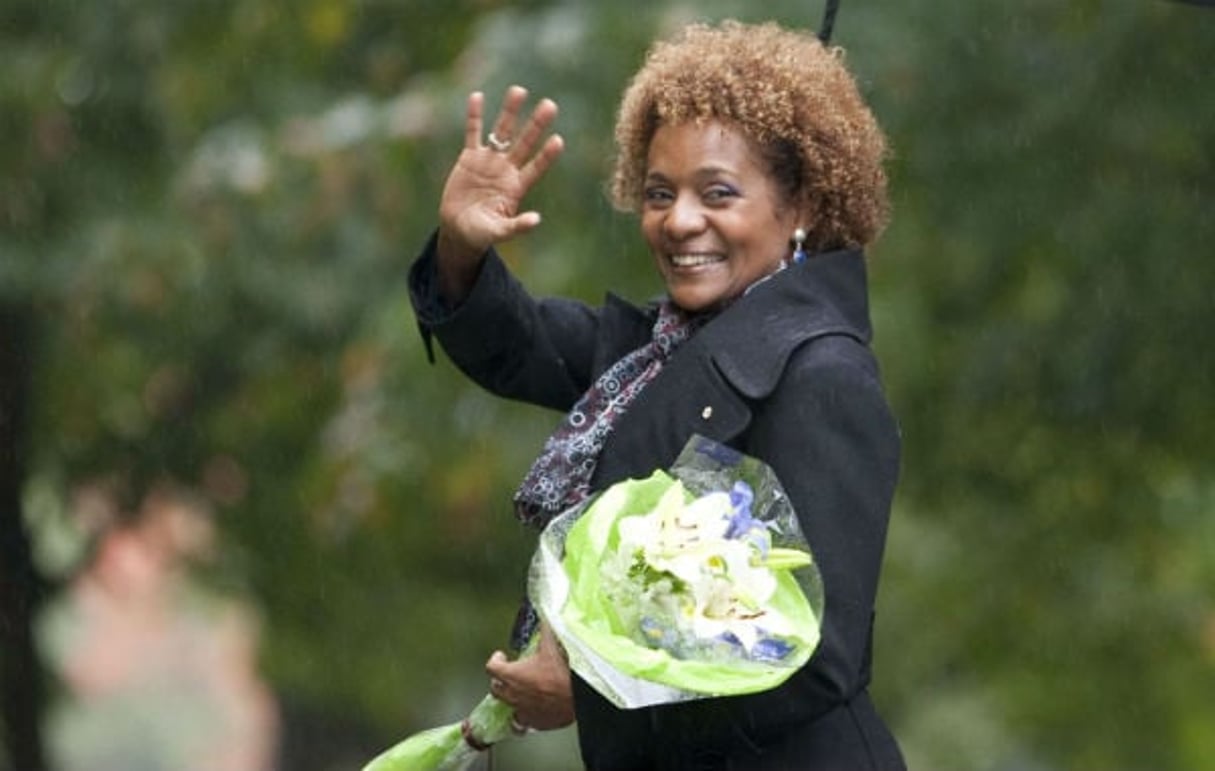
[644,187,673,203]
[705,186,738,202]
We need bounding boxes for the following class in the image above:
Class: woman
[409,20,905,770]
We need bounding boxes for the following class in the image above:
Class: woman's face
[641,120,799,312]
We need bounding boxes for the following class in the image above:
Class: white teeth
[670,253,722,267]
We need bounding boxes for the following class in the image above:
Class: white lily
[610,480,803,657]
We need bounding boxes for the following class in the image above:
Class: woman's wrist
[435,228,486,306]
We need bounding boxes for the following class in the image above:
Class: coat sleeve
[744,333,900,725]
[407,233,601,412]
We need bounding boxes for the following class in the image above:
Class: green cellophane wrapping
[361,688,518,770]
[529,435,823,709]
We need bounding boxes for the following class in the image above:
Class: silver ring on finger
[510,717,530,735]
[486,131,512,152]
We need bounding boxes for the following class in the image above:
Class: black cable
[819,0,841,44]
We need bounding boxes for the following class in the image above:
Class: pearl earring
[792,228,808,264]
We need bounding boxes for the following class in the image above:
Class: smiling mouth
[669,253,725,268]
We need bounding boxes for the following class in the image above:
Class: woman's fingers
[472,86,561,168]
[483,644,574,730]
[512,98,564,193]
[462,86,531,154]
[506,96,557,161]
[519,133,564,192]
[486,85,529,152]
[446,86,562,249]
[463,91,485,151]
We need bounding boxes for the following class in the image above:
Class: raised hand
[436,86,564,303]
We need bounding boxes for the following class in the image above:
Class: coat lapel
[590,249,871,489]
[707,249,872,399]
[591,337,752,488]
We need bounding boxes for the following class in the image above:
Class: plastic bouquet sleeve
[360,693,515,771]
[361,634,539,771]
[528,434,824,709]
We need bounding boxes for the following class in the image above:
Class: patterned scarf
[513,300,702,528]
[508,300,704,649]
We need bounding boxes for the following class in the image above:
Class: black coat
[410,238,906,770]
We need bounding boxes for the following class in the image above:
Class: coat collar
[700,248,873,399]
[598,248,872,400]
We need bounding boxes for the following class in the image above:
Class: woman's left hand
[485,623,575,731]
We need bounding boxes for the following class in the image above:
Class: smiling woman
[611,20,889,255]
[403,18,904,771]
[640,121,801,312]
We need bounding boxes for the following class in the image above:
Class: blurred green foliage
[2,1,1213,769]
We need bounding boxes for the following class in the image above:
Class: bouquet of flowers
[529,434,823,708]
[361,435,822,768]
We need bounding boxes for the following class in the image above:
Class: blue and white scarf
[508,300,704,650]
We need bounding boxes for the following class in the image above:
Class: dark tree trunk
[0,302,47,771]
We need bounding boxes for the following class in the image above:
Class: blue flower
[717,630,744,651]
[724,481,769,552]
[750,636,795,663]
[640,616,678,650]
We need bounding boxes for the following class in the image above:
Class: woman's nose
[663,194,706,240]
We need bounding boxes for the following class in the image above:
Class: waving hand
[436,86,564,303]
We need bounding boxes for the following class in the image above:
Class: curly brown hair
[611,20,890,251]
